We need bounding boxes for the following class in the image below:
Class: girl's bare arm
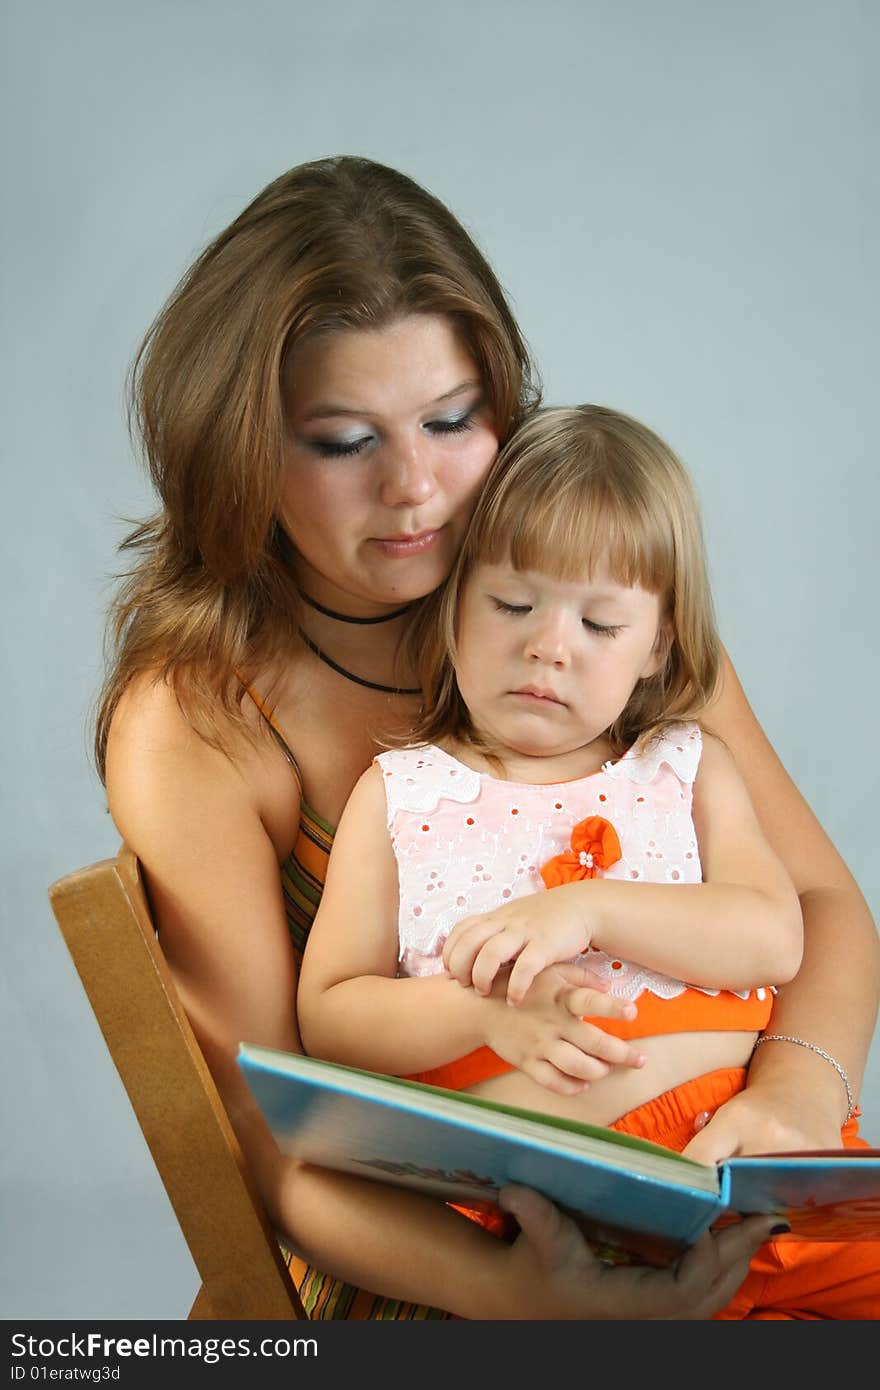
[298,765,641,1089]
[444,732,803,1002]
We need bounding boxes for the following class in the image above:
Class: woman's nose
[378,437,437,508]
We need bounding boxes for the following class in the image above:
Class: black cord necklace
[298,590,414,625]
[298,629,420,696]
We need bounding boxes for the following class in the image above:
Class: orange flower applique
[540,816,622,889]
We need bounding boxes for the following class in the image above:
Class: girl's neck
[439,731,617,785]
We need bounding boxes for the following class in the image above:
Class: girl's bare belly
[464,1030,756,1127]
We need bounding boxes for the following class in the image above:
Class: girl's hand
[444,884,593,1003]
[481,962,644,1095]
[494,1184,780,1320]
[682,1075,845,1164]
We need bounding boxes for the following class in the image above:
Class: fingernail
[693,1109,711,1131]
[770,1222,791,1236]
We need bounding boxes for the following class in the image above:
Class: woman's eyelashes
[309,433,374,458]
[423,409,477,437]
[305,408,478,459]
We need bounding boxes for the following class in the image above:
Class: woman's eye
[305,408,476,456]
[424,410,476,437]
[309,435,373,458]
[492,598,531,615]
[583,619,623,638]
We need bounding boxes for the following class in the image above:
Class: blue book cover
[238,1046,880,1265]
[722,1151,880,1239]
[239,1046,722,1263]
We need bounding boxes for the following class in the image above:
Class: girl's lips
[372,529,442,557]
[511,687,565,706]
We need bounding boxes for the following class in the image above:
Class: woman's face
[279,314,499,613]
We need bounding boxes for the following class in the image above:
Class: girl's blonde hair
[94,155,540,778]
[410,404,721,756]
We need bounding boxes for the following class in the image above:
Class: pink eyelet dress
[376,721,774,1089]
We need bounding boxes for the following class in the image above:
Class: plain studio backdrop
[2,1,878,1320]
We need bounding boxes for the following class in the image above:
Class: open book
[238,1044,880,1265]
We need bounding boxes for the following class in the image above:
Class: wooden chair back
[48,844,306,1320]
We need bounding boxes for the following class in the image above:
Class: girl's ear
[640,620,673,680]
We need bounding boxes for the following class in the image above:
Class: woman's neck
[297,599,420,696]
[297,586,415,626]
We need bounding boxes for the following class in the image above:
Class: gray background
[3,1,877,1320]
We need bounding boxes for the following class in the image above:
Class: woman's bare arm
[686,646,880,1157]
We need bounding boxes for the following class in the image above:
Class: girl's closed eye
[490,598,623,636]
[491,597,531,616]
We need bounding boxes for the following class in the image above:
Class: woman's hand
[481,962,644,1096]
[682,1073,845,1164]
[492,1185,779,1320]
[444,884,593,1003]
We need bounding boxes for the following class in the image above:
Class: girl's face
[454,561,667,765]
[279,315,499,613]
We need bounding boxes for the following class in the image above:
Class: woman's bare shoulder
[109,671,236,787]
[109,669,205,751]
[106,671,289,854]
[104,671,304,1062]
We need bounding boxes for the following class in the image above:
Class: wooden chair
[48,844,306,1320]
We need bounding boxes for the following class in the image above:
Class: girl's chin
[488,733,568,760]
[485,724,588,764]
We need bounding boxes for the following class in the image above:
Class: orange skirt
[455,1066,880,1318]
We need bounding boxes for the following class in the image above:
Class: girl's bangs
[477,473,673,594]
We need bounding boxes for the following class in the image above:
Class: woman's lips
[372,529,442,557]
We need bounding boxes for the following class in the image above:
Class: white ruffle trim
[602,722,702,786]
[377,724,703,823]
[377,746,481,823]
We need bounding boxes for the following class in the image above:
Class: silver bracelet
[752,1033,857,1123]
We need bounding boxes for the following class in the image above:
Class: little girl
[298,404,880,1318]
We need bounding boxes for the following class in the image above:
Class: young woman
[97,156,878,1318]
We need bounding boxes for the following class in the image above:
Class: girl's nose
[526,612,572,667]
[379,437,437,508]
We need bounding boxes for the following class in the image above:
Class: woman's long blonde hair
[95,156,540,778]
[409,404,721,757]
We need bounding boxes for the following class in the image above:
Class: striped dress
[250,687,454,1320]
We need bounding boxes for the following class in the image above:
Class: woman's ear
[640,620,673,680]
